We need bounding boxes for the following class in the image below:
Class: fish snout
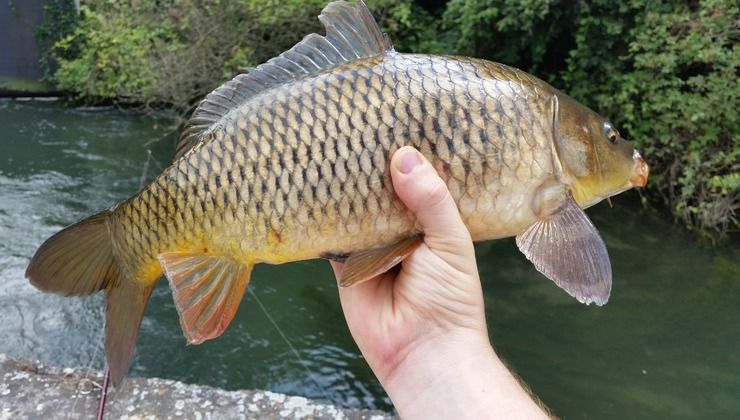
[630,150,649,187]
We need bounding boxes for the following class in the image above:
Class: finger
[330,260,383,316]
[329,260,343,278]
[390,147,474,258]
[333,264,393,336]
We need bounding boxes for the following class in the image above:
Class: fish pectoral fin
[158,252,253,345]
[339,234,424,287]
[515,194,612,306]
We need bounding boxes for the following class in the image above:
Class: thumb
[390,146,475,262]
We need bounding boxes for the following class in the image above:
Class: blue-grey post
[0,0,48,94]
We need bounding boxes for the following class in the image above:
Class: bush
[46,0,412,118]
[35,0,79,79]
[441,0,575,76]
[41,0,738,238]
[562,0,739,238]
[413,0,739,238]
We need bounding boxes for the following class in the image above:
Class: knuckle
[420,177,451,208]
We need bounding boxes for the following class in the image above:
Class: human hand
[331,147,550,419]
[331,145,487,379]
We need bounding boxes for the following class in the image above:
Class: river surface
[1,100,738,418]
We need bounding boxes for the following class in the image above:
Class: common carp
[26,0,649,384]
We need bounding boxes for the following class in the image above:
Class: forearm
[381,334,551,419]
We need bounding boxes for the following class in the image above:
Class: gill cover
[551,93,636,208]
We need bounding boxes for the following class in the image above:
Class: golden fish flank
[25,0,649,384]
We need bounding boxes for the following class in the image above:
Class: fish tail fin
[26,211,116,296]
[26,210,154,385]
[104,274,154,385]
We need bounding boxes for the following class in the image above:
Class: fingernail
[398,149,422,174]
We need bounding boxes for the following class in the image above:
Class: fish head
[555,93,649,208]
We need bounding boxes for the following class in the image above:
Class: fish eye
[604,122,619,144]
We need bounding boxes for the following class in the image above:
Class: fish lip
[629,150,649,188]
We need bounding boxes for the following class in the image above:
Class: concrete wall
[0,1,48,82]
[0,354,396,420]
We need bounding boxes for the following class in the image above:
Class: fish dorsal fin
[174,0,393,160]
[158,252,253,345]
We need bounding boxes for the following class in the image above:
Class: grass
[0,76,56,94]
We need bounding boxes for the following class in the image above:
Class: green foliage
[35,0,79,79]
[48,0,322,114]
[7,1,20,17]
[39,0,738,237]
[44,0,413,117]
[563,0,739,238]
[442,0,567,72]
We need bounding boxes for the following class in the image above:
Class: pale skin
[330,146,552,419]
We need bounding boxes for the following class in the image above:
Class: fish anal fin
[340,234,423,287]
[516,194,612,306]
[158,252,253,345]
[174,0,393,160]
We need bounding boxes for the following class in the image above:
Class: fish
[25,0,649,385]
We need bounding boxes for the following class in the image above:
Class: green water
[1,100,738,418]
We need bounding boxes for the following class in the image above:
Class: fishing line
[139,150,153,189]
[148,150,165,172]
[96,367,110,420]
[248,287,333,403]
[68,303,106,418]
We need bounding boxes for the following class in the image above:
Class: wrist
[381,332,494,418]
[380,332,550,419]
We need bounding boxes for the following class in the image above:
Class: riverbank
[0,354,394,419]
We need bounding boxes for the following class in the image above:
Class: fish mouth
[580,150,649,209]
[629,150,649,188]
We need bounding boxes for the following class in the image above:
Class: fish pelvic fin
[515,194,612,306]
[25,210,156,385]
[158,252,253,345]
[174,0,393,160]
[339,234,424,287]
